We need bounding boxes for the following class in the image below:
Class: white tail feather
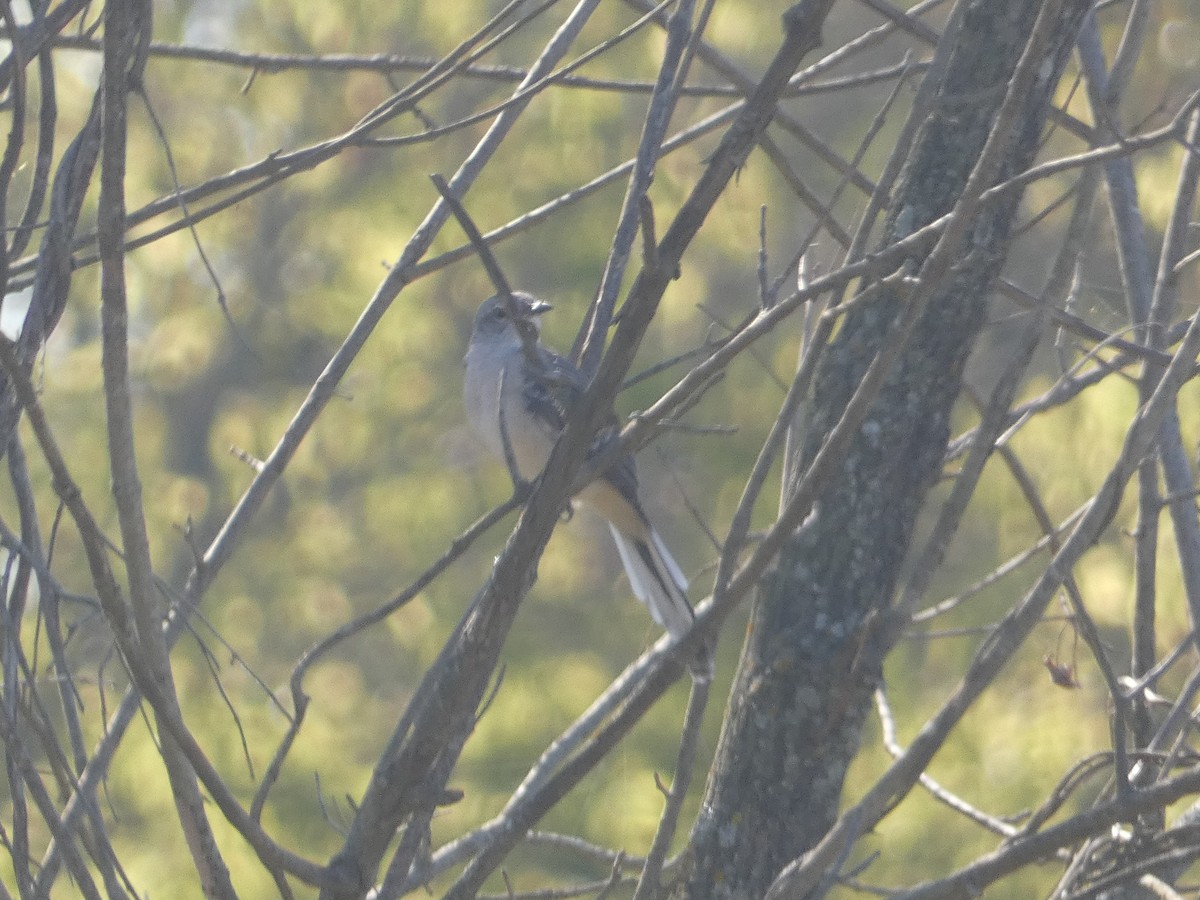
[607,524,694,638]
[650,528,688,592]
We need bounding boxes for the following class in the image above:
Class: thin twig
[250,493,522,822]
[579,0,696,374]
[632,674,711,898]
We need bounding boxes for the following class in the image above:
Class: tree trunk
[682,2,1093,896]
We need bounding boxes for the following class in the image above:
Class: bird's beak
[528,300,552,316]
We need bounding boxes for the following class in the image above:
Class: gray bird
[463,293,695,639]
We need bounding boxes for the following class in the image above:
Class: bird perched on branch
[463,292,697,643]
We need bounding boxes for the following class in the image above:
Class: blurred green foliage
[3,0,1200,896]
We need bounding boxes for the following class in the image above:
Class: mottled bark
[683,2,1092,896]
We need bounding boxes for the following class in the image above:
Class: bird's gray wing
[522,347,642,507]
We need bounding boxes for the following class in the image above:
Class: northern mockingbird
[463,292,696,640]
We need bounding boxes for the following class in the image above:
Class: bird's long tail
[608,524,695,639]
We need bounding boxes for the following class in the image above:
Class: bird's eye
[492,305,508,320]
